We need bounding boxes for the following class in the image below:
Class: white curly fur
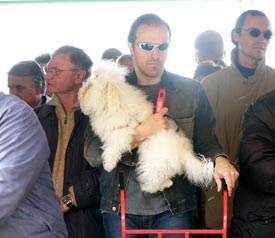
[79,60,214,193]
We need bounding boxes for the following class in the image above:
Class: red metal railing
[120,174,228,238]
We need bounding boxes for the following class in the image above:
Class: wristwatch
[62,195,74,209]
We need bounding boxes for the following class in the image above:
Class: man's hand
[60,186,77,214]
[131,107,168,149]
[213,156,239,196]
[60,200,70,214]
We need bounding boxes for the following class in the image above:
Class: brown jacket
[201,48,275,228]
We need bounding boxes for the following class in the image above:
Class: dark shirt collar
[126,70,176,91]
[214,59,227,68]
[233,48,256,78]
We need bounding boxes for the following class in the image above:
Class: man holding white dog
[84,13,238,238]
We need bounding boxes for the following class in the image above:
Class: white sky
[0,0,274,93]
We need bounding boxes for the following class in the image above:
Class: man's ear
[128,42,134,56]
[35,83,43,95]
[222,50,226,59]
[195,51,201,64]
[232,31,240,46]
[75,69,87,84]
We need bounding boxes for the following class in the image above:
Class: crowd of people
[0,9,274,238]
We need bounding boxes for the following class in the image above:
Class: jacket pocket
[247,208,275,224]
[73,169,101,208]
[245,208,275,238]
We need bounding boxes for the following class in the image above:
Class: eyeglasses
[242,28,274,40]
[43,66,80,75]
[136,42,169,52]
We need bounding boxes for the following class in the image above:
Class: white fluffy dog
[79,60,214,193]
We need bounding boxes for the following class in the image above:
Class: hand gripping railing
[119,172,228,238]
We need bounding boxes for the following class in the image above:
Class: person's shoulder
[166,71,190,80]
[200,66,237,92]
[0,93,32,114]
[165,71,206,97]
[166,71,200,87]
[0,92,10,105]
[264,64,275,76]
[0,94,40,132]
[248,91,275,118]
[254,90,275,108]
[202,66,229,82]
[246,91,275,129]
[0,92,20,105]
[35,103,55,116]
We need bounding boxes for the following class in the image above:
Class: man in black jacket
[36,45,105,238]
[231,91,275,238]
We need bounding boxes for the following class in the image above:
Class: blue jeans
[102,210,197,238]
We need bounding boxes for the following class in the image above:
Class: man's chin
[255,55,265,61]
[146,67,164,77]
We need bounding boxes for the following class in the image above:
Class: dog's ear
[78,82,92,115]
[104,81,121,113]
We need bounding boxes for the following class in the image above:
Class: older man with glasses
[84,13,238,238]
[35,45,105,238]
[201,10,275,237]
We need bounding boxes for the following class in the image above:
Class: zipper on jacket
[64,115,67,124]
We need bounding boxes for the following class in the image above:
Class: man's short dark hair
[101,48,122,61]
[34,53,51,64]
[231,10,267,46]
[127,13,171,44]
[52,45,93,80]
[8,60,45,93]
[195,30,224,61]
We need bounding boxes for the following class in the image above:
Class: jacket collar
[231,47,266,72]
[127,70,176,91]
[230,47,267,83]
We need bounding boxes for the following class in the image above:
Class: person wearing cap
[7,60,49,108]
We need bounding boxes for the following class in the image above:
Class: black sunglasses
[242,28,273,40]
[136,42,169,52]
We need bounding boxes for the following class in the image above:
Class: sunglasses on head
[242,28,274,40]
[136,42,169,52]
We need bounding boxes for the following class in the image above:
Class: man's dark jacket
[231,91,275,238]
[35,105,105,238]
